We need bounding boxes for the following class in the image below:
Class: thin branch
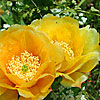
[31,0,42,18]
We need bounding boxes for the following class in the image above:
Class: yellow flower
[0,25,59,100]
[31,14,99,87]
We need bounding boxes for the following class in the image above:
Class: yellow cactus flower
[31,14,99,87]
[0,25,61,100]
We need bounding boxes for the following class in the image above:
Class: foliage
[0,0,100,100]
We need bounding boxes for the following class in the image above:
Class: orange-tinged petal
[24,27,51,63]
[0,24,51,68]
[6,74,26,85]
[61,72,87,87]
[18,88,35,98]
[18,71,54,88]
[0,29,26,66]
[0,87,7,95]
[17,78,37,88]
[29,85,50,100]
[0,24,55,85]
[34,61,54,79]
[19,97,32,100]
[0,89,18,100]
[37,74,54,93]
[17,64,54,87]
[29,85,40,97]
[0,83,16,90]
[36,90,50,100]
[0,69,14,89]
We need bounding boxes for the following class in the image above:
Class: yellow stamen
[51,40,74,59]
[7,51,40,82]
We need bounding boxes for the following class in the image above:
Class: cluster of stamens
[51,40,74,59]
[7,51,40,82]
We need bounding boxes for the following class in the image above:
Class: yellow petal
[6,74,26,85]
[31,14,83,57]
[34,61,55,79]
[0,90,18,100]
[0,25,55,86]
[0,27,26,67]
[0,24,51,68]
[37,74,54,93]
[61,72,87,87]
[56,72,74,82]
[80,26,99,54]
[18,88,35,98]
[0,83,16,90]
[64,51,99,74]
[36,90,50,100]
[29,85,50,100]
[0,69,15,89]
[16,61,55,88]
[78,56,99,73]
[50,44,64,70]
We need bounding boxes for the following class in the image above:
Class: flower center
[7,51,40,82]
[51,40,74,59]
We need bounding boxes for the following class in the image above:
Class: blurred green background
[0,0,100,100]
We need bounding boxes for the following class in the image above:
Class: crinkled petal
[29,85,50,100]
[61,72,88,87]
[0,25,56,86]
[0,24,51,68]
[56,72,74,82]
[31,14,83,57]
[80,26,99,54]
[18,88,35,98]
[78,56,99,73]
[0,89,18,100]
[49,44,64,70]
[64,51,99,74]
[37,74,54,93]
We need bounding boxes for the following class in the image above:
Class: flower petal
[61,72,87,87]
[64,51,99,74]
[0,69,15,89]
[6,74,26,85]
[31,14,83,56]
[0,87,7,95]
[29,85,50,100]
[78,56,99,73]
[19,97,32,100]
[0,89,18,100]
[37,74,54,93]
[80,26,99,54]
[18,88,35,98]
[56,72,74,82]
